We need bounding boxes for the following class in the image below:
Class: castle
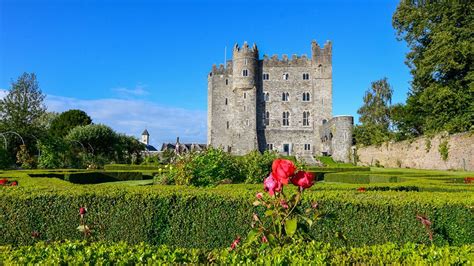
[207,40,353,162]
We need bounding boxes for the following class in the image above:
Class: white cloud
[1,88,205,147]
[112,84,149,97]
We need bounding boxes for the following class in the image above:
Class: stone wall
[356,132,474,171]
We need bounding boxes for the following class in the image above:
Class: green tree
[0,72,46,164]
[393,1,474,134]
[66,124,117,157]
[50,109,92,138]
[354,78,394,146]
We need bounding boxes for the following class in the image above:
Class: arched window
[302,92,310,101]
[243,92,247,99]
[322,119,327,125]
[264,92,270,102]
[303,111,310,126]
[263,73,269,80]
[283,73,289,80]
[282,111,290,126]
[263,111,270,126]
[242,69,248,77]
[303,73,310,80]
[282,92,289,101]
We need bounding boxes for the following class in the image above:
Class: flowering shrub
[234,159,319,249]
[0,178,18,186]
[464,177,474,184]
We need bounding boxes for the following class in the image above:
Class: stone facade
[207,40,353,162]
[356,132,474,171]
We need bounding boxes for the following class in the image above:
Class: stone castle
[207,40,353,162]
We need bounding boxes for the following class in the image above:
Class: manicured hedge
[27,171,143,184]
[1,241,472,265]
[1,184,473,248]
[324,172,403,184]
[104,164,164,171]
[306,167,371,173]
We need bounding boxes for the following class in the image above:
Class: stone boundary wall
[356,132,474,171]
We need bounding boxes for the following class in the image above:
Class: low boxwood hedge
[1,182,473,248]
[104,164,164,171]
[27,171,143,184]
[2,240,473,265]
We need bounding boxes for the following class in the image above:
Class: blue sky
[0,0,410,146]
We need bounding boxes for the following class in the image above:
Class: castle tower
[141,129,149,145]
[231,42,259,154]
[311,40,333,122]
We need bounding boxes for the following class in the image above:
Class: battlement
[210,61,233,75]
[311,40,332,64]
[262,54,311,67]
[233,41,258,57]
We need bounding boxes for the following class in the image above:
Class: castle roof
[142,129,149,136]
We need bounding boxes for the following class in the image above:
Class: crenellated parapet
[311,40,332,65]
[209,62,233,76]
[233,41,259,58]
[262,54,311,67]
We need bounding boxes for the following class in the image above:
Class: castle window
[225,98,228,105]
[226,121,229,129]
[322,119,327,124]
[263,73,269,80]
[263,111,270,126]
[303,73,310,80]
[225,79,228,85]
[304,144,311,151]
[283,73,289,80]
[282,111,290,126]
[266,143,273,150]
[264,92,270,102]
[282,92,289,101]
[245,59,248,65]
[244,92,247,99]
[302,92,310,101]
[246,119,250,126]
[243,106,246,111]
[303,111,310,126]
[243,69,248,77]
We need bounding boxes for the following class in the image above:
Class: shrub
[438,139,449,161]
[238,150,277,184]
[1,184,473,248]
[104,164,163,171]
[169,148,243,186]
[1,241,473,265]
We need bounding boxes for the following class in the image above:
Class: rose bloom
[79,207,87,216]
[280,199,289,209]
[357,187,366,192]
[264,174,282,196]
[272,159,296,184]
[10,181,18,186]
[256,192,263,199]
[291,171,315,190]
[0,178,7,185]
[261,235,268,243]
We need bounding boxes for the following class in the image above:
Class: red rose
[357,187,366,192]
[290,171,315,190]
[10,181,18,186]
[79,207,87,216]
[272,159,296,184]
[0,178,7,185]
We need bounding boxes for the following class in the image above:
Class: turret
[232,42,259,89]
[141,129,149,145]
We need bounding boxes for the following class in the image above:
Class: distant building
[207,40,353,162]
[160,137,207,154]
[140,129,158,152]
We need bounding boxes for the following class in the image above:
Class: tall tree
[0,72,46,163]
[393,1,474,134]
[50,109,92,138]
[354,78,394,146]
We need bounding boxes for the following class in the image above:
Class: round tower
[231,42,259,155]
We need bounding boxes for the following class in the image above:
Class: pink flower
[290,171,315,190]
[79,207,87,217]
[256,192,263,199]
[10,181,18,186]
[272,159,296,185]
[264,174,282,196]
[261,235,268,243]
[230,236,241,250]
[280,199,289,209]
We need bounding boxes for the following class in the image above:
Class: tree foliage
[0,72,46,164]
[354,78,394,146]
[392,1,474,135]
[50,109,92,138]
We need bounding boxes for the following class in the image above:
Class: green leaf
[264,210,273,217]
[285,218,297,236]
[300,215,313,227]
